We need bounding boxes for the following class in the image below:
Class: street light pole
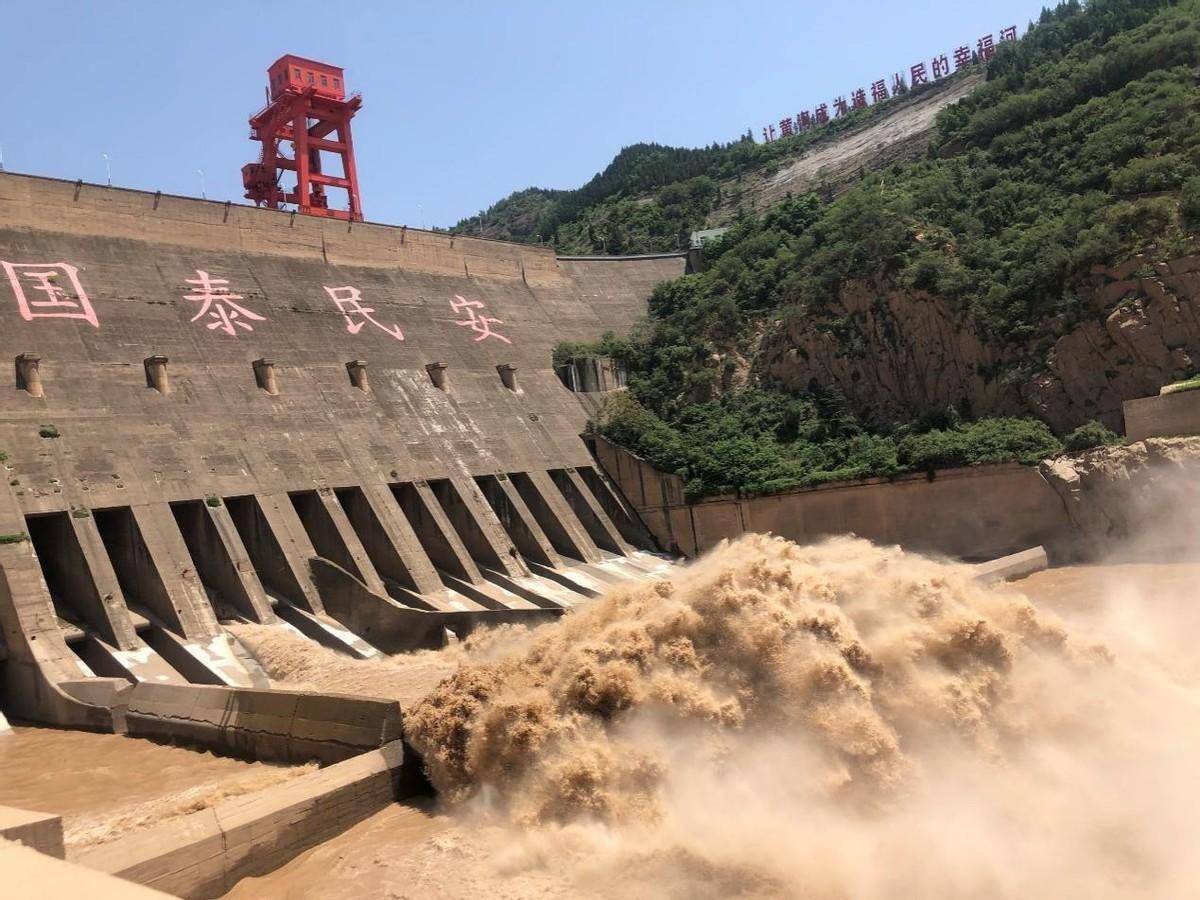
[102,153,111,186]
[197,168,206,200]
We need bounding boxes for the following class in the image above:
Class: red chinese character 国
[910,62,929,86]
[2,262,99,328]
[954,45,972,68]
[931,53,950,78]
[977,34,995,60]
[871,79,889,104]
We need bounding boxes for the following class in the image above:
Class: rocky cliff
[758,253,1200,432]
[1040,437,1200,560]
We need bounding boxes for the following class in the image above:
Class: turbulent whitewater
[403,533,1200,898]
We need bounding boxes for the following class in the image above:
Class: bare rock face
[758,254,1200,431]
[1039,437,1200,561]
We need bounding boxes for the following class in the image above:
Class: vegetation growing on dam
[553,0,1200,499]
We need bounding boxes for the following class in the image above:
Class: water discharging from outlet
[231,534,1200,899]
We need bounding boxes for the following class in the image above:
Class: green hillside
[560,0,1199,501]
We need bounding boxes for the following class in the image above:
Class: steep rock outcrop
[1039,437,1200,560]
[759,254,1200,432]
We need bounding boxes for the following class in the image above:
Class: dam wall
[0,171,681,726]
[591,435,1072,561]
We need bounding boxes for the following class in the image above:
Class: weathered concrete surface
[592,435,1071,562]
[3,837,170,899]
[1124,388,1200,441]
[74,740,408,899]
[0,171,678,726]
[972,546,1049,584]
[110,681,404,765]
[0,804,64,858]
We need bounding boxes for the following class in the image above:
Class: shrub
[1183,177,1200,231]
[1063,419,1121,451]
[38,425,60,439]
[897,418,1061,472]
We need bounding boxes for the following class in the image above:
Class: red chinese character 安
[451,295,511,344]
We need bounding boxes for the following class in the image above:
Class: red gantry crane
[242,55,364,221]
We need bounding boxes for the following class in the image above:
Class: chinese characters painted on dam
[2,261,99,327]
[451,294,511,344]
[3,262,514,347]
[184,270,266,336]
[324,285,405,342]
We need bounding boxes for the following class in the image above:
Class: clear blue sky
[1,1,1050,228]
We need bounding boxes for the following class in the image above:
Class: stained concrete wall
[1124,389,1200,441]
[0,171,679,718]
[74,740,410,899]
[592,435,1071,561]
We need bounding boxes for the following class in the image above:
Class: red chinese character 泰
[850,88,867,110]
[833,96,849,117]
[910,62,929,86]
[977,34,995,60]
[870,79,889,104]
[183,270,265,337]
[2,262,98,328]
[999,25,1018,42]
[324,286,404,342]
[450,295,511,344]
[954,45,973,68]
[814,103,829,125]
[779,117,795,138]
[932,53,950,78]
[892,72,908,94]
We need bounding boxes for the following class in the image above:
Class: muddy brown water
[0,726,309,851]
[220,558,1200,899]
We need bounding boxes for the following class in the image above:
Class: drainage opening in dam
[24,511,129,678]
[170,499,264,622]
[329,486,434,609]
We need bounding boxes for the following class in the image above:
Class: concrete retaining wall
[592,436,1072,561]
[74,740,408,899]
[0,805,64,858]
[58,679,403,765]
[1124,389,1200,441]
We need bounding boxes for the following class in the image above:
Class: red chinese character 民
[814,103,829,125]
[870,79,889,104]
[798,110,813,130]
[779,116,795,138]
[2,262,98,328]
[910,62,929,86]
[850,88,867,110]
[183,270,265,337]
[450,295,511,344]
[892,72,908,94]
[977,34,995,60]
[324,286,404,342]
[999,25,1018,42]
[954,45,973,68]
[932,53,950,78]
[833,96,849,117]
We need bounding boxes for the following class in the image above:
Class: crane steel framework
[242,55,363,221]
